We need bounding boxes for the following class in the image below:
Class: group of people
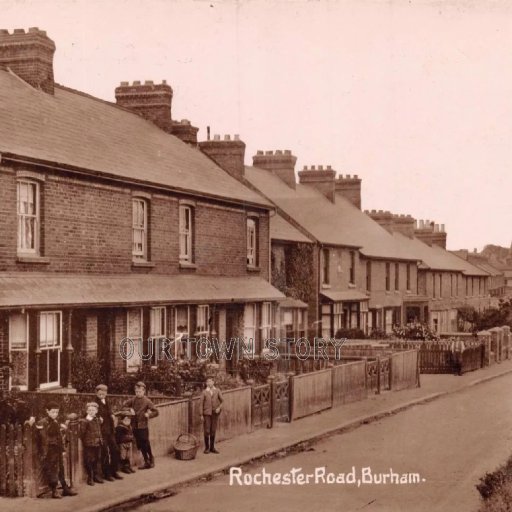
[37,376,224,499]
[37,380,159,498]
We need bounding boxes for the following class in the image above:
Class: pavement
[4,359,512,512]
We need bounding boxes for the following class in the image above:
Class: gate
[251,384,271,429]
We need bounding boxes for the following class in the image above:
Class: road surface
[136,373,512,512]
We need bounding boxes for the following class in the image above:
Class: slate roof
[271,214,312,243]
[0,70,270,208]
[245,165,418,261]
[392,233,489,276]
[0,273,285,308]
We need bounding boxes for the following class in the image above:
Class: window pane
[128,309,142,337]
[10,314,27,350]
[176,307,189,333]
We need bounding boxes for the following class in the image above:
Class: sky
[2,0,511,251]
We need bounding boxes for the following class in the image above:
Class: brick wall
[0,165,270,278]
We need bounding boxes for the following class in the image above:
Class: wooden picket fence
[2,350,420,499]
[387,340,486,375]
[0,423,25,497]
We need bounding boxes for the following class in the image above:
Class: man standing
[199,376,223,454]
[95,384,123,481]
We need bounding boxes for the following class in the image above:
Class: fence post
[364,358,368,391]
[22,423,36,498]
[388,354,393,391]
[502,326,510,360]
[376,356,381,395]
[183,391,193,434]
[67,414,80,489]
[327,362,334,408]
[288,373,294,422]
[416,350,421,388]
[267,375,275,429]
[246,379,255,429]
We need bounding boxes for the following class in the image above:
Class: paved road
[136,374,512,512]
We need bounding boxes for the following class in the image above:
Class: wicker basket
[174,433,199,460]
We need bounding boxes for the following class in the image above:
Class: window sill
[406,290,412,294]
[247,265,261,273]
[179,261,197,270]
[132,260,156,268]
[348,283,356,289]
[385,291,391,295]
[17,255,50,265]
[321,284,331,289]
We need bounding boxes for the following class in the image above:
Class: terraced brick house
[0,27,285,392]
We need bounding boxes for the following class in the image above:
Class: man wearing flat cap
[95,384,123,481]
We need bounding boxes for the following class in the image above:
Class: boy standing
[199,376,223,454]
[79,402,104,486]
[123,382,159,469]
[36,402,78,499]
[115,411,135,474]
[94,384,122,481]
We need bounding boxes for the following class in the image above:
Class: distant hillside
[481,244,512,269]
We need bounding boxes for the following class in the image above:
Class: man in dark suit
[199,376,224,454]
[94,384,123,481]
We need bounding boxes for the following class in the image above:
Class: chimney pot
[354,174,359,179]
[284,150,291,155]
[327,165,332,171]
[234,134,240,141]
[162,79,167,84]
[257,150,263,155]
[213,134,221,141]
[224,134,231,141]
[311,165,316,171]
[318,165,323,171]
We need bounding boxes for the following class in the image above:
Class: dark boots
[50,485,61,499]
[139,453,152,469]
[203,435,210,454]
[61,485,78,497]
[120,458,135,474]
[209,435,219,454]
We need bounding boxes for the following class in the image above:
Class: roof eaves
[1,152,272,211]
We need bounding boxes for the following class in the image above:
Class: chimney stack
[365,210,416,237]
[198,134,246,181]
[414,219,447,248]
[335,174,362,209]
[366,210,394,233]
[115,80,198,145]
[0,27,56,94]
[252,150,297,189]
[115,80,174,132]
[298,165,336,202]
